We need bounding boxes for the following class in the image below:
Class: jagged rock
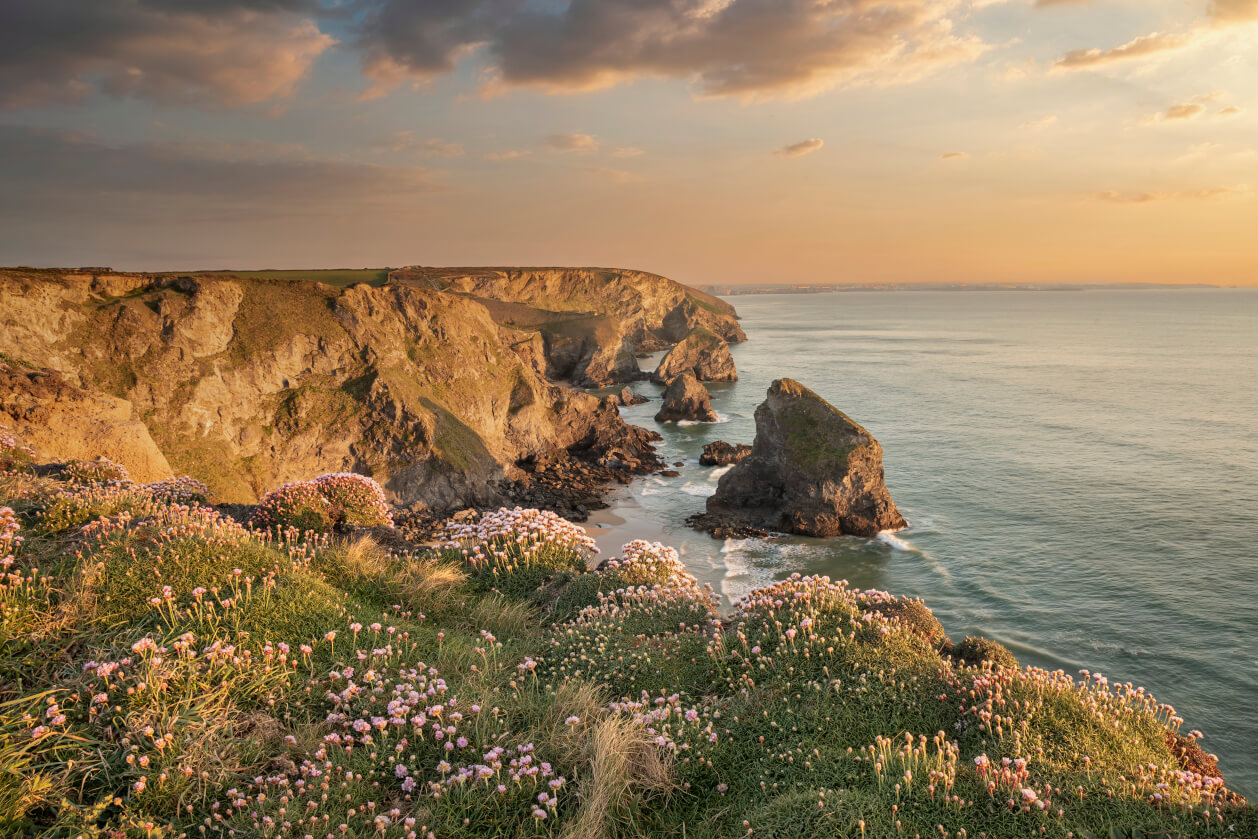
[705,379,905,538]
[0,363,173,482]
[617,386,649,406]
[654,373,717,423]
[652,327,737,383]
[699,440,752,467]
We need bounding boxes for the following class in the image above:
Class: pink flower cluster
[441,506,598,564]
[252,473,393,532]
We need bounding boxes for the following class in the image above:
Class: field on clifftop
[1,439,1253,838]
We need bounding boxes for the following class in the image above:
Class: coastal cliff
[0,267,733,508]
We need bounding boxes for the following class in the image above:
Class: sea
[585,289,1258,796]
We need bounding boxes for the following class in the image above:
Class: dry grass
[560,715,675,839]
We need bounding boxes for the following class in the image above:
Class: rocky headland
[702,378,906,538]
[0,266,743,517]
[699,440,753,466]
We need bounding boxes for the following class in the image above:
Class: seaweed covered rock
[705,379,905,538]
[699,440,752,467]
[652,327,737,383]
[655,373,717,423]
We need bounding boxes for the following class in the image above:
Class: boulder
[0,363,173,482]
[652,327,737,383]
[654,373,718,423]
[618,386,649,406]
[699,440,752,467]
[706,379,905,537]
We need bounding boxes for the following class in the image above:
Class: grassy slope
[192,269,391,289]
[0,453,1252,839]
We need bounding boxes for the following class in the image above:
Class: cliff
[706,378,906,537]
[651,326,738,383]
[0,266,727,507]
[401,266,746,351]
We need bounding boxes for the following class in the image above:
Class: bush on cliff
[251,472,392,533]
[1,437,1254,838]
[954,634,1020,669]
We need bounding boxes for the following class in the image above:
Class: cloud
[485,150,530,161]
[1021,115,1057,129]
[371,131,464,157]
[1210,0,1258,23]
[611,147,646,158]
[546,133,600,152]
[774,138,824,158]
[355,0,994,102]
[0,1,334,109]
[1054,31,1195,70]
[1218,105,1243,116]
[581,166,643,184]
[939,151,968,161]
[0,124,435,217]
[1093,190,1170,204]
[1092,186,1251,204]
[1160,103,1206,121]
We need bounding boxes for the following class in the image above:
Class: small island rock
[654,373,718,423]
[699,440,753,467]
[706,378,905,538]
[618,386,649,406]
[652,327,737,383]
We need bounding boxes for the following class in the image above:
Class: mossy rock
[953,635,1019,669]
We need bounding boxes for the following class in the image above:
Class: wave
[681,482,717,497]
[676,411,731,427]
[876,530,916,552]
[708,464,734,481]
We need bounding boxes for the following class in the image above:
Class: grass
[1,450,1254,838]
[195,269,391,288]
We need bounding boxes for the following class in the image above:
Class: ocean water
[586,289,1258,795]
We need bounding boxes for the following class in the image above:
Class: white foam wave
[681,481,717,497]
[876,530,915,552]
[708,464,734,481]
[676,411,731,427]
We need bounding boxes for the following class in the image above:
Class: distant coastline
[708,281,1236,295]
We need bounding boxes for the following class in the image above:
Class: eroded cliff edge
[0,267,742,509]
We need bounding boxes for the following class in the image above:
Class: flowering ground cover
[1,442,1254,838]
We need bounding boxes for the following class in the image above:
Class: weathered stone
[699,440,752,467]
[705,379,905,538]
[618,386,649,406]
[652,327,737,383]
[654,373,718,423]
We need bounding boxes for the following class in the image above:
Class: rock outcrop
[652,327,737,384]
[410,266,746,350]
[0,362,173,482]
[618,387,649,407]
[0,268,674,508]
[699,440,752,467]
[654,373,718,423]
[705,379,905,538]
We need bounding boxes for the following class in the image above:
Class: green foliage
[1,468,1255,838]
[954,634,1020,669]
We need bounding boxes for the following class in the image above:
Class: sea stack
[654,373,718,423]
[706,379,905,537]
[652,327,737,383]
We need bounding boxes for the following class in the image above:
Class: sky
[0,0,1254,286]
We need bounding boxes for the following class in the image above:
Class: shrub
[858,590,951,652]
[953,635,1019,669]
[0,426,35,474]
[312,472,393,527]
[551,540,708,623]
[145,476,212,506]
[60,458,131,485]
[441,507,597,599]
[250,473,391,532]
[250,480,334,532]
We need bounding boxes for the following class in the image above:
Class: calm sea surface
[587,289,1258,795]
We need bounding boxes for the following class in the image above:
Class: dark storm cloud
[354,0,991,100]
[0,0,334,108]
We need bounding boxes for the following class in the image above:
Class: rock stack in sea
[655,372,718,423]
[652,327,738,383]
[704,378,905,537]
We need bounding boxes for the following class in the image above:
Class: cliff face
[0,267,711,507]
[707,379,906,538]
[405,267,747,351]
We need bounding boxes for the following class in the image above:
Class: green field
[195,268,391,288]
